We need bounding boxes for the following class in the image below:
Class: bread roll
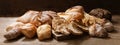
[104,21,114,32]
[21,23,37,38]
[6,22,24,31]
[4,22,24,40]
[89,24,108,37]
[39,11,58,25]
[37,24,52,41]
[65,6,84,21]
[89,8,112,21]
[17,10,41,26]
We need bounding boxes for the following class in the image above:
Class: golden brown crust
[16,10,41,27]
[6,22,24,31]
[4,22,24,40]
[38,11,58,25]
[37,24,52,41]
[65,6,84,21]
[21,23,37,38]
[4,6,114,40]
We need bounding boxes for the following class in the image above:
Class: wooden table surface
[0,15,120,45]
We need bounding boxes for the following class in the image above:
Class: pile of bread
[4,6,114,41]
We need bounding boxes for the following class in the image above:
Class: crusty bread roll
[21,23,37,38]
[65,6,84,21]
[39,11,58,25]
[57,6,84,23]
[82,13,105,26]
[41,11,58,19]
[37,24,52,41]
[89,8,112,21]
[104,21,114,32]
[17,10,58,26]
[4,22,24,40]
[4,28,22,40]
[89,24,108,37]
[6,22,24,31]
[17,10,41,27]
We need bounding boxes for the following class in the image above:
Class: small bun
[89,8,112,21]
[65,5,85,21]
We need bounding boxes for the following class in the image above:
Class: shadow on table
[3,31,115,44]
[56,33,112,45]
[55,34,89,45]
[4,36,24,43]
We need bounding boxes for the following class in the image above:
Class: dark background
[0,0,120,17]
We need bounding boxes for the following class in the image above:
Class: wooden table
[0,15,120,45]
